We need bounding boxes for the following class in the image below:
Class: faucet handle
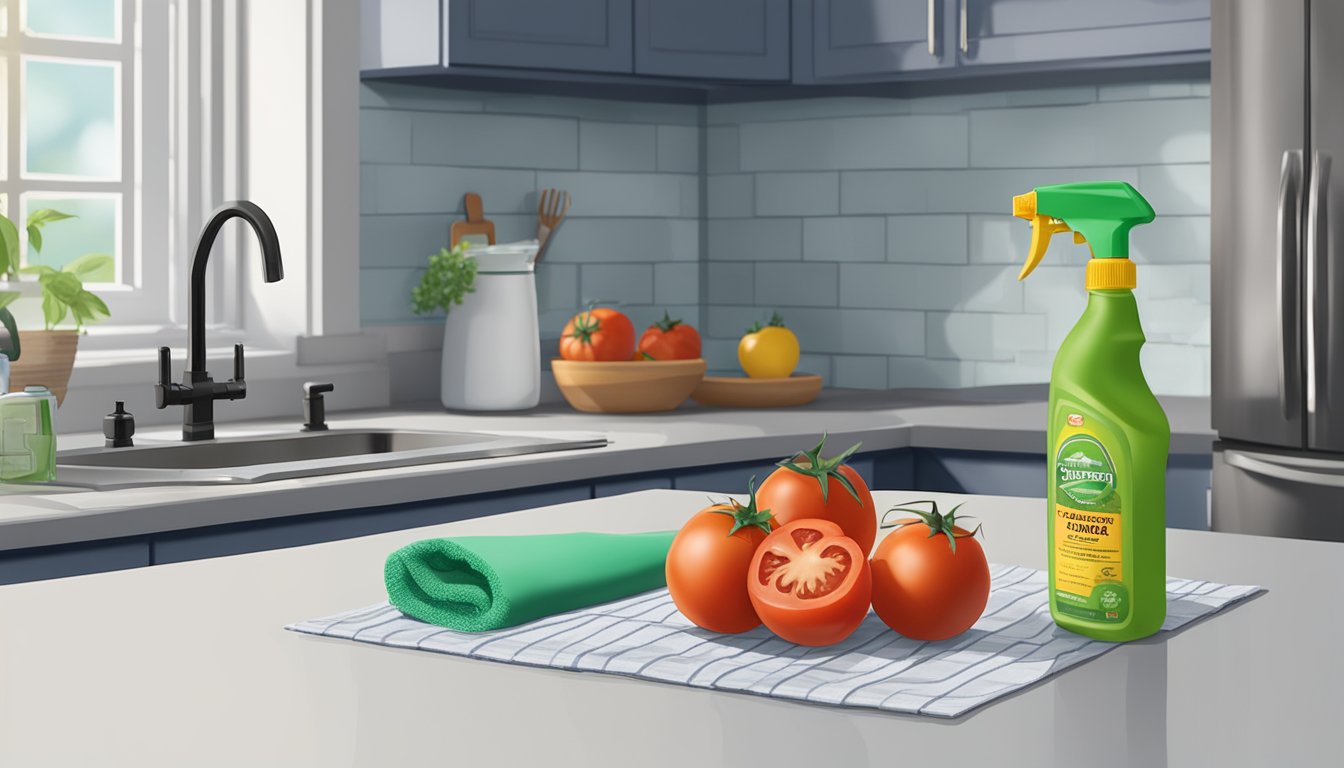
[232,343,245,382]
[155,346,181,408]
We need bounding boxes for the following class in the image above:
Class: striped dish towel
[287,564,1261,718]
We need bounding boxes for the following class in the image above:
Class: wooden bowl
[690,373,822,408]
[551,358,707,413]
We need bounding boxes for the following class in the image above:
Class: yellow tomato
[739,325,800,378]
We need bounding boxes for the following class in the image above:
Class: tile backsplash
[360,79,1210,396]
[359,82,703,340]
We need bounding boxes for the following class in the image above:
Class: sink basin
[53,429,606,489]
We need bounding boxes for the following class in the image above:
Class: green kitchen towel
[385,531,677,632]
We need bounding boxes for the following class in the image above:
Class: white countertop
[0,387,1213,551]
[0,488,1332,767]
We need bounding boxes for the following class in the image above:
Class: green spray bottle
[1014,181,1170,642]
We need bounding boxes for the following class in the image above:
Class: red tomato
[747,519,871,646]
[870,500,990,641]
[666,487,775,634]
[559,308,635,362]
[638,312,702,360]
[756,434,877,555]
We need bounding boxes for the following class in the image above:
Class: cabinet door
[635,0,790,81]
[361,0,442,71]
[810,0,952,80]
[446,0,633,73]
[958,0,1209,67]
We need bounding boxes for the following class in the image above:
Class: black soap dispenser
[104,401,136,447]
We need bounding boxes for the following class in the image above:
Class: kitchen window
[0,0,215,336]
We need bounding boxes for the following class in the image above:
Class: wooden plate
[690,374,822,408]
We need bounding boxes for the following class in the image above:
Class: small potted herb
[411,242,477,317]
[0,209,114,404]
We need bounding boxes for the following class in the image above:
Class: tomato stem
[880,499,984,553]
[568,312,602,345]
[654,310,683,333]
[708,476,776,537]
[776,432,864,504]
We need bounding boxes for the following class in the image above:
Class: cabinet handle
[1224,449,1344,488]
[927,0,940,57]
[960,0,970,54]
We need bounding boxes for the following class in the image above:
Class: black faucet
[155,201,283,441]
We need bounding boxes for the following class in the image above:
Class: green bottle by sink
[1014,181,1171,642]
[0,386,57,483]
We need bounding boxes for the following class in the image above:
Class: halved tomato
[747,519,871,646]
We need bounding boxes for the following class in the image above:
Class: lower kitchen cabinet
[150,483,593,564]
[0,538,150,586]
[0,446,1211,584]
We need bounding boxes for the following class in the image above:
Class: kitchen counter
[0,386,1212,551]
[0,488,1330,768]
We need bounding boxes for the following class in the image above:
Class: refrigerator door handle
[1306,151,1331,429]
[1278,150,1305,419]
[1224,449,1344,488]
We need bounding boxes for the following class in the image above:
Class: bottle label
[1052,429,1128,623]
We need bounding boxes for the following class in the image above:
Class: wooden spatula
[450,192,496,247]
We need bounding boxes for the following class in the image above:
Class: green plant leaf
[27,225,42,254]
[0,291,20,311]
[19,264,57,277]
[41,291,67,330]
[40,271,83,303]
[0,307,19,361]
[0,216,19,278]
[62,253,115,283]
[26,208,76,228]
[78,290,110,320]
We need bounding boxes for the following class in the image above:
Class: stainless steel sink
[53,429,606,489]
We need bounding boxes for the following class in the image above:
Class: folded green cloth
[385,531,677,632]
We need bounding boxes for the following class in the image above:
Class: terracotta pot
[9,330,79,406]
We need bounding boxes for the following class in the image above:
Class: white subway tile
[707,262,754,305]
[887,215,968,264]
[755,172,840,216]
[482,94,699,125]
[972,357,1051,387]
[840,171,932,214]
[1131,216,1210,264]
[926,312,1046,361]
[580,122,656,171]
[708,218,803,261]
[841,264,1023,312]
[925,167,1142,214]
[360,268,424,324]
[740,115,968,171]
[654,262,700,306]
[707,126,740,174]
[754,262,838,307]
[535,263,579,312]
[970,98,1209,168]
[804,217,885,262]
[543,218,700,263]
[360,110,412,164]
[369,165,537,215]
[708,174,755,219]
[360,214,450,268]
[888,356,975,388]
[581,264,654,306]
[1139,164,1210,215]
[833,355,889,389]
[657,125,700,173]
[708,97,909,125]
[411,112,578,169]
[535,172,699,217]
[360,82,485,112]
[1141,343,1210,396]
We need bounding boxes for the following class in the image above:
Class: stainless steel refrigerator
[1211,0,1344,541]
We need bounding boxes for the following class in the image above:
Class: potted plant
[0,209,113,404]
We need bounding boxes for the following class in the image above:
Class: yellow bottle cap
[1086,258,1137,290]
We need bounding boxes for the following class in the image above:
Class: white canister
[440,242,541,411]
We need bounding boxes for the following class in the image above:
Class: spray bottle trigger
[1073,231,1087,244]
[1018,215,1072,281]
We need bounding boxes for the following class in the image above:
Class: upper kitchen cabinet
[361,0,634,74]
[803,0,953,81]
[957,0,1210,69]
[447,0,634,73]
[634,0,791,81]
